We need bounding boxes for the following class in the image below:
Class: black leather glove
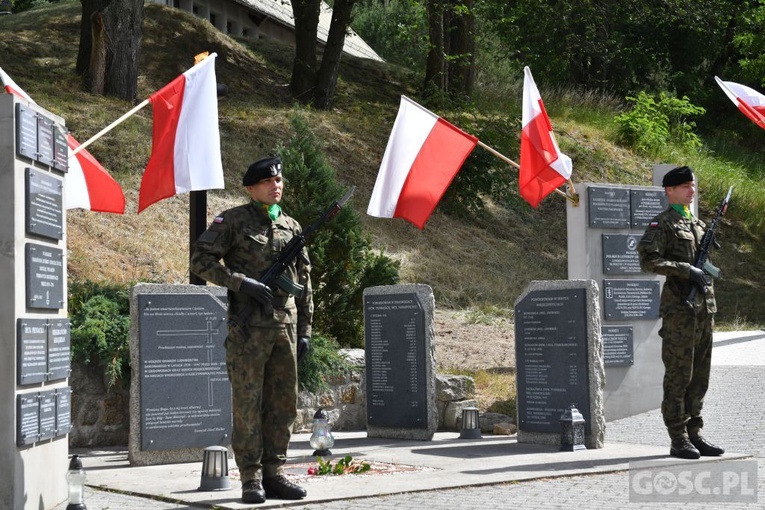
[240,277,273,305]
[297,336,310,363]
[689,266,708,291]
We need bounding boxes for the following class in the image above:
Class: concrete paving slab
[72,431,750,509]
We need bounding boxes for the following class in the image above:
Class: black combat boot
[241,479,266,504]
[670,437,701,459]
[263,474,307,499]
[690,436,725,456]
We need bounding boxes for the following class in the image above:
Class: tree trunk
[290,0,322,101]
[424,0,446,95]
[76,0,143,101]
[446,0,475,99]
[312,0,356,109]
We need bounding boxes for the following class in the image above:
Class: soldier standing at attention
[190,156,312,504]
[637,165,725,460]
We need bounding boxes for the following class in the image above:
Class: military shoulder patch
[213,216,225,224]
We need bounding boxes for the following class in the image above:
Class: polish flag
[138,53,223,213]
[1,66,125,213]
[519,66,572,208]
[66,135,126,213]
[715,76,765,130]
[367,96,477,229]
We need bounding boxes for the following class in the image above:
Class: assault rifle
[261,185,355,299]
[687,186,733,308]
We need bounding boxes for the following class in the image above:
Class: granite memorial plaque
[36,114,55,167]
[25,168,63,240]
[38,389,56,441]
[17,318,48,385]
[364,293,427,429]
[47,319,71,381]
[588,186,631,228]
[138,293,231,450]
[630,189,667,228]
[515,288,591,434]
[25,243,64,310]
[16,394,39,446]
[602,233,643,274]
[55,387,72,437]
[52,126,68,172]
[15,103,38,161]
[602,325,634,366]
[603,279,660,320]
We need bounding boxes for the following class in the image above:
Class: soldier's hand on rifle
[297,336,310,363]
[689,266,708,292]
[240,277,273,305]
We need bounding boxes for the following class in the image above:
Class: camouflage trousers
[225,322,298,482]
[659,305,713,440]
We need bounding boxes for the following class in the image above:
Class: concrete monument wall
[0,94,70,509]
[566,170,698,421]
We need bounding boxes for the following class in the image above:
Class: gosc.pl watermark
[629,460,758,503]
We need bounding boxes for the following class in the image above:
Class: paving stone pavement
[57,331,765,509]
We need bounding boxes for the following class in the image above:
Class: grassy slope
[2,1,764,328]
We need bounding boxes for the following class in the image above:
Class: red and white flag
[1,66,125,213]
[138,53,224,213]
[715,76,765,130]
[367,96,477,229]
[520,66,572,208]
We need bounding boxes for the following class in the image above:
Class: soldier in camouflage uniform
[637,165,725,460]
[190,156,312,504]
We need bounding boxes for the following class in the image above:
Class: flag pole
[476,141,574,202]
[69,99,150,157]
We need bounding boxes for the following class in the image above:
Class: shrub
[68,280,131,388]
[614,91,705,154]
[298,335,353,393]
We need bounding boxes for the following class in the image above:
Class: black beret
[243,156,282,186]
[662,165,695,187]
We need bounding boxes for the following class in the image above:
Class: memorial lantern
[65,455,87,510]
[459,407,482,439]
[198,445,231,491]
[309,408,335,456]
[559,405,586,451]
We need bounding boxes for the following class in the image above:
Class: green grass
[2,0,764,329]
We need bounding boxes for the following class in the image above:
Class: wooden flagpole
[476,140,577,203]
[68,99,150,157]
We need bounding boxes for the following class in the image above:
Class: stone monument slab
[364,284,437,441]
[514,280,605,449]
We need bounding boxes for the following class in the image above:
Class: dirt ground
[433,309,516,373]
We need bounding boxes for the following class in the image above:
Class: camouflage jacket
[637,207,716,314]
[190,200,313,336]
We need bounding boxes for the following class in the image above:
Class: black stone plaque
[514,288,591,434]
[25,243,64,310]
[602,325,634,366]
[48,319,71,381]
[364,293,427,429]
[603,279,660,320]
[631,189,667,228]
[16,394,39,446]
[38,389,56,441]
[602,233,643,274]
[588,186,631,228]
[53,126,68,172]
[36,114,55,167]
[56,387,72,437]
[17,318,48,385]
[138,293,231,450]
[15,103,38,161]
[26,168,64,240]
